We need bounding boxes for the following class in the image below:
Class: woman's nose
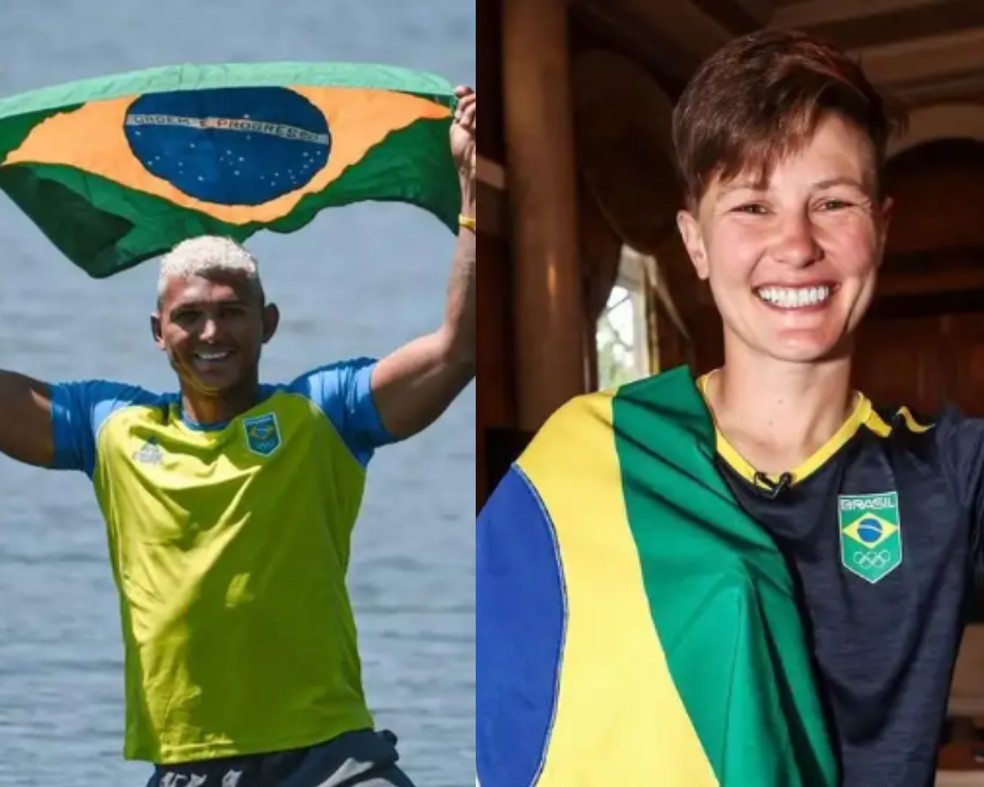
[772,211,822,267]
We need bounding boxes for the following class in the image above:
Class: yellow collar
[696,370,884,488]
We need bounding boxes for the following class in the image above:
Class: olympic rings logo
[853,550,891,569]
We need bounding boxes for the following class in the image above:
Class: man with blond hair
[0,87,475,787]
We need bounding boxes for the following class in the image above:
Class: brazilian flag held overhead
[0,62,460,277]
[477,367,838,787]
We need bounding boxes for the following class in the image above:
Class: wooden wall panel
[944,314,984,416]
[477,0,505,162]
[852,316,945,414]
[885,139,984,257]
[477,233,515,503]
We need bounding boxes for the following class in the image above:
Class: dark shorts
[146,729,415,787]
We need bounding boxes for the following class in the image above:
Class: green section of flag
[611,367,838,786]
[0,61,454,120]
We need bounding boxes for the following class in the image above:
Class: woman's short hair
[672,29,904,209]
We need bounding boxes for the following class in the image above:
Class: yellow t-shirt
[49,358,395,764]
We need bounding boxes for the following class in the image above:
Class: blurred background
[0,2,474,786]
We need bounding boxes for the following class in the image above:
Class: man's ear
[150,313,164,349]
[676,209,710,280]
[262,303,280,344]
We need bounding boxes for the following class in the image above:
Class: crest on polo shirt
[242,412,281,457]
[838,491,902,584]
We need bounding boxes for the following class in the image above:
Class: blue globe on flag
[857,517,884,544]
[124,86,331,206]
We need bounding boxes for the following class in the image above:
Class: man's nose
[199,316,220,341]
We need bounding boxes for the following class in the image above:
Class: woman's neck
[705,353,856,476]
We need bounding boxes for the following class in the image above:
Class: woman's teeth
[756,286,832,308]
[195,351,231,361]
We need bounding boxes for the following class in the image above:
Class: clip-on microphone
[753,471,793,500]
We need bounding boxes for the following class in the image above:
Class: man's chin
[181,371,248,397]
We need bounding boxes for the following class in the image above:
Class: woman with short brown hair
[479,30,975,787]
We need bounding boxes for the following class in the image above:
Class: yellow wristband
[459,214,477,232]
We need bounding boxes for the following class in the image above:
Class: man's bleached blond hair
[157,235,263,304]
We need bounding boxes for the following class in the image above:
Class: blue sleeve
[289,358,396,467]
[48,380,153,477]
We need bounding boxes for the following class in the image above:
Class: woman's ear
[676,209,710,280]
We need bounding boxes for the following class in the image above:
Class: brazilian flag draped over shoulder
[0,62,459,277]
[477,367,838,787]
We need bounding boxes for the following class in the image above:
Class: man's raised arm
[0,370,54,467]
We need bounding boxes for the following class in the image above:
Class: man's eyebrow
[170,298,247,310]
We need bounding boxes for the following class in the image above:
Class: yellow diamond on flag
[843,515,898,549]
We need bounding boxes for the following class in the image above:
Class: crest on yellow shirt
[242,412,282,457]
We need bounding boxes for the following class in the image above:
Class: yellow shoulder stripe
[895,406,933,433]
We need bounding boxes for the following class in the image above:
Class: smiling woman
[478,29,984,787]
[677,113,891,372]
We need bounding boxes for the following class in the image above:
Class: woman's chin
[764,332,852,364]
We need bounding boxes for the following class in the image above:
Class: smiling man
[0,88,475,787]
[479,31,984,787]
